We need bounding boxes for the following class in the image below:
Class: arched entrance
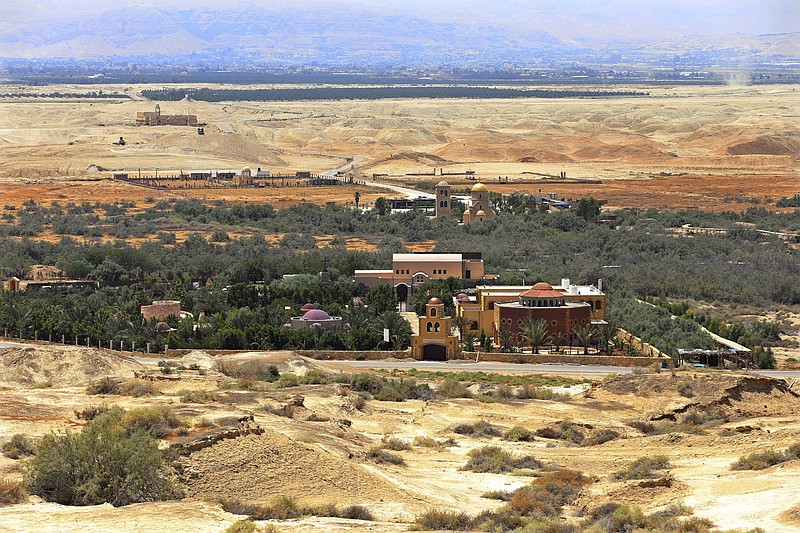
[422,343,447,361]
[396,283,409,302]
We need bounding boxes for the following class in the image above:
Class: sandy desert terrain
[1,84,798,212]
[1,345,800,531]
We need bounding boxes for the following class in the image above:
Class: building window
[431,308,437,317]
[596,301,602,310]
[444,270,447,274]
[395,270,399,274]
[426,322,432,332]
[488,302,494,310]
[434,322,440,332]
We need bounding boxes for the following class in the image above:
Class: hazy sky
[3,0,798,42]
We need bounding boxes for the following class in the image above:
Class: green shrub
[120,406,185,438]
[452,420,500,437]
[366,446,406,466]
[178,389,219,403]
[215,360,280,382]
[413,509,472,531]
[626,419,656,434]
[504,425,535,442]
[25,408,181,506]
[118,379,159,397]
[273,370,329,388]
[613,455,670,480]
[413,436,456,450]
[515,385,571,401]
[481,489,513,501]
[436,377,472,398]
[462,445,542,473]
[0,478,28,505]
[2,434,36,459]
[86,377,120,395]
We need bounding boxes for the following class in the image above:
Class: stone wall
[459,351,665,367]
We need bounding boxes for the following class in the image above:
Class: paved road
[336,360,633,375]
[358,179,435,200]
[0,341,24,349]
[321,157,365,177]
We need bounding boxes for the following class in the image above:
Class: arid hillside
[0,84,798,211]
[1,345,800,531]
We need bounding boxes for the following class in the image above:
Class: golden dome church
[463,182,496,223]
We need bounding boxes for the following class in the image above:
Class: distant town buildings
[136,104,198,127]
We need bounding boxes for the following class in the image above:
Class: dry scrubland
[0,84,798,212]
[1,345,800,531]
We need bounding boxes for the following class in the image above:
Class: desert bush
[482,488,514,500]
[585,428,620,446]
[86,376,120,395]
[2,434,36,459]
[436,377,472,398]
[676,381,694,398]
[340,504,375,520]
[223,520,257,533]
[516,385,571,401]
[273,370,329,388]
[495,383,514,399]
[0,478,28,505]
[366,445,406,466]
[452,420,501,437]
[120,406,185,437]
[626,419,656,434]
[178,389,219,403]
[504,425,535,442]
[510,470,591,517]
[215,360,280,382]
[74,405,110,421]
[382,436,412,451]
[413,509,472,531]
[413,436,456,450]
[731,449,789,470]
[471,508,528,531]
[535,420,585,445]
[340,373,432,402]
[613,455,670,480]
[25,408,180,506]
[462,445,542,473]
[118,379,159,397]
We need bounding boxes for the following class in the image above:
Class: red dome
[303,309,332,321]
[428,297,442,305]
[456,292,470,301]
[155,321,171,331]
[521,282,564,299]
[531,282,553,290]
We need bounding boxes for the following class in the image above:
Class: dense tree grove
[140,87,649,102]
[1,197,798,355]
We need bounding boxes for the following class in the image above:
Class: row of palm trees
[450,315,618,355]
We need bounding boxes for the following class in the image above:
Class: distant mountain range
[1,3,797,66]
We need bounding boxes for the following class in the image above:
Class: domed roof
[155,321,171,331]
[521,282,564,299]
[242,167,251,173]
[472,183,488,192]
[301,302,316,311]
[456,292,470,301]
[428,297,442,305]
[436,180,450,187]
[303,309,332,321]
[531,282,553,290]
[475,210,486,216]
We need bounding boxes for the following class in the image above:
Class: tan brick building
[411,297,460,360]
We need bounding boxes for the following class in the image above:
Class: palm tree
[573,323,596,355]
[343,304,373,330]
[551,331,566,353]
[498,327,515,353]
[451,315,469,345]
[597,322,618,355]
[521,317,549,354]
[354,191,361,209]
[376,310,412,349]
